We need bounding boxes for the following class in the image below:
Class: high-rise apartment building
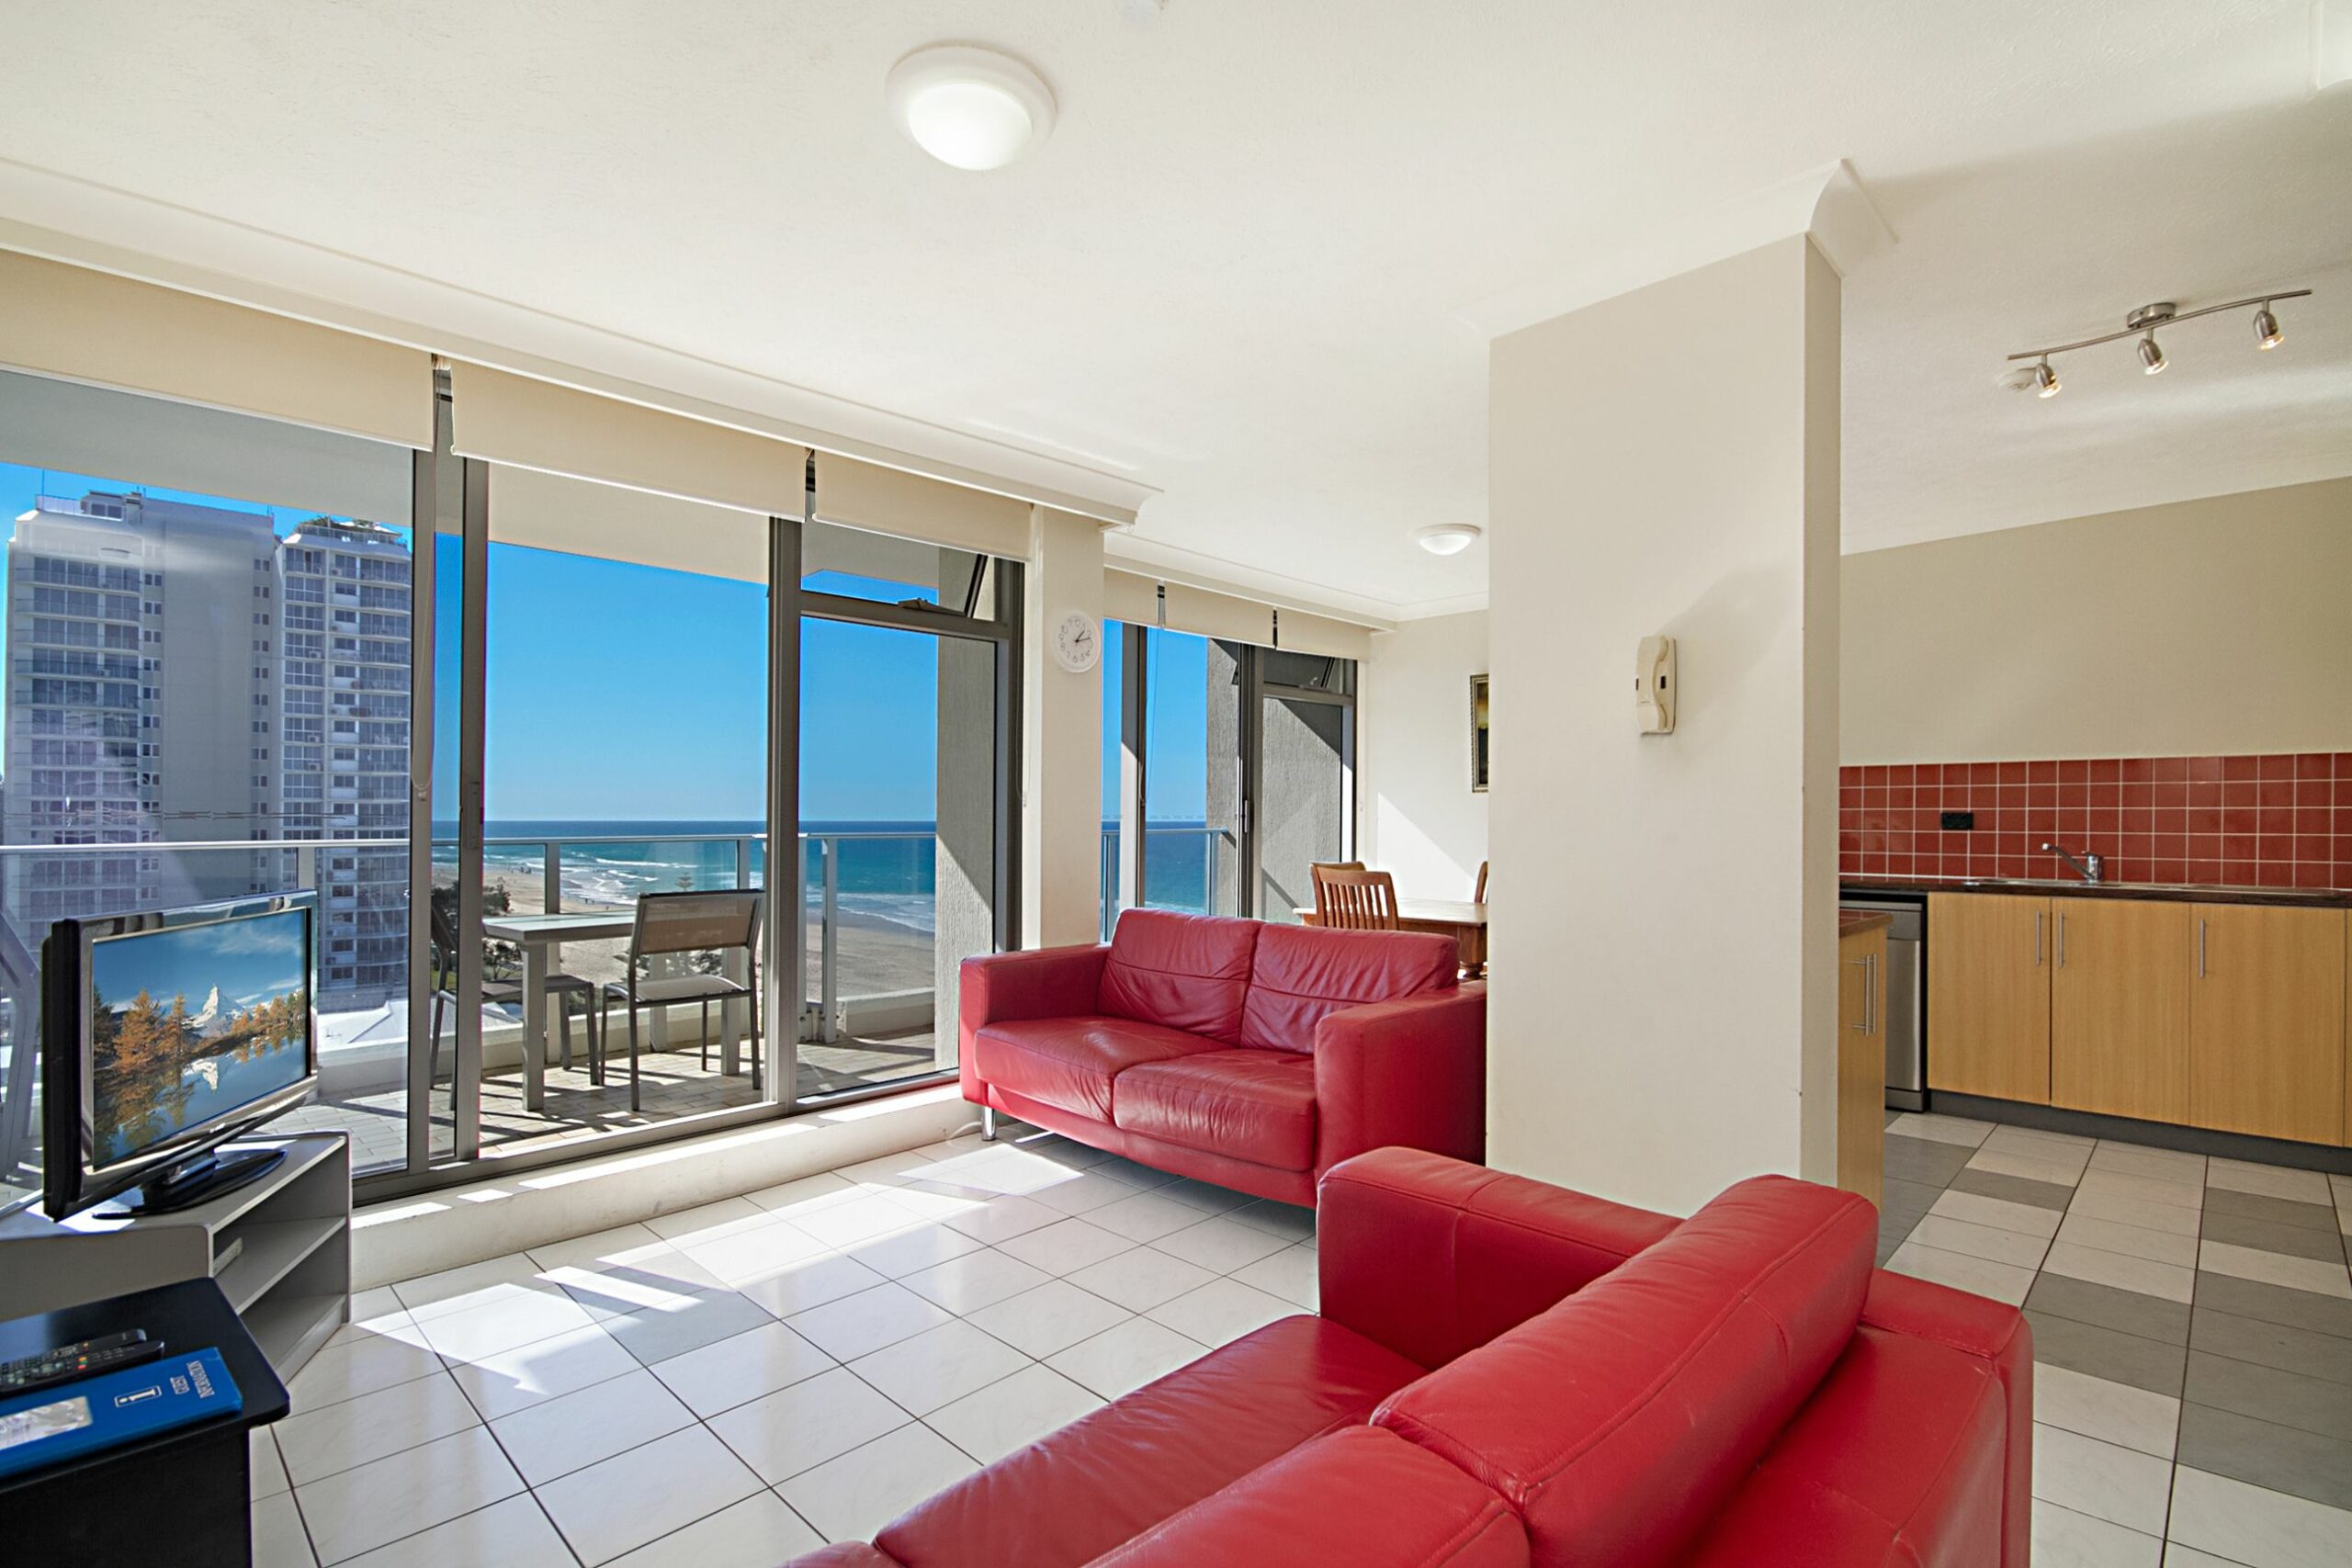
[1,491,412,1007]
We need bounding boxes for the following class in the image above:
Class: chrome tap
[2041,842,2104,885]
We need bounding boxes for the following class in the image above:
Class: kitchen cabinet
[2188,904,2346,1146]
[1926,893,2051,1104]
[2051,897,2192,1124]
[1838,921,1887,1206]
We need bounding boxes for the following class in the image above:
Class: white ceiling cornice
[0,157,1154,525]
[1453,160,1897,341]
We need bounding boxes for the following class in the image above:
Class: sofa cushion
[1090,1426,1531,1568]
[875,1314,1426,1568]
[1373,1175,1875,1568]
[1239,923,1459,1053]
[1098,909,1261,1041]
[1112,1048,1318,1170]
[971,1016,1217,1121]
[1679,1325,2008,1568]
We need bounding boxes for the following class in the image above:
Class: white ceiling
[0,1,2346,617]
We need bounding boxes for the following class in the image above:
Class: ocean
[436,820,1223,937]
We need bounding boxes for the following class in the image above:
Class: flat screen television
[41,895,318,1220]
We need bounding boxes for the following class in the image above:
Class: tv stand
[103,1147,285,1218]
[0,1134,349,1382]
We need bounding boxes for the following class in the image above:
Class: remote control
[0,1330,164,1396]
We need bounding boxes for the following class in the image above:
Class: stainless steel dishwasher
[1842,896,1925,1111]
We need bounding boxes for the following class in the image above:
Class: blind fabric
[1273,608,1374,661]
[1103,569,1163,627]
[811,452,1032,559]
[0,249,435,449]
[0,367,414,526]
[487,466,767,583]
[449,361,808,517]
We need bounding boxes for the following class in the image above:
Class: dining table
[1295,897,1487,977]
[481,910,748,1110]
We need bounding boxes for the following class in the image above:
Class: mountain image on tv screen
[87,908,311,1168]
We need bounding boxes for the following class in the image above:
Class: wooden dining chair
[1474,860,1488,903]
[1314,865,1400,931]
[1309,861,1366,921]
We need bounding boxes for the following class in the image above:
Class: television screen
[86,908,313,1168]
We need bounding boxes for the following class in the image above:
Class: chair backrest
[1315,866,1399,931]
[629,889,763,959]
[1309,861,1366,920]
[1474,860,1489,903]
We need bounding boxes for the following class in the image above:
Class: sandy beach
[478,866,939,999]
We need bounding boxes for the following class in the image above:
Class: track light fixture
[2003,288,2310,396]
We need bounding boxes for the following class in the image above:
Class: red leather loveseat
[785,1149,2030,1568]
[957,909,1484,1203]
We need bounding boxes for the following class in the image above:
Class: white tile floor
[254,1112,2352,1568]
[1881,1112,2352,1568]
[253,1123,1315,1566]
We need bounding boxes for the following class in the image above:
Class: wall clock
[1053,611,1102,674]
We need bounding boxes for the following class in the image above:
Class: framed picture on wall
[1470,673,1490,793]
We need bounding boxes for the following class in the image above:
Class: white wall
[1843,478,2352,763]
[1487,236,1842,1215]
[1361,611,1489,899]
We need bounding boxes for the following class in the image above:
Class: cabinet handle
[2197,918,2207,979]
[1846,957,1871,1032]
[2058,913,2067,968]
[1866,952,1878,1035]
[2035,911,2044,966]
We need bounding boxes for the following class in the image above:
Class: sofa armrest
[1317,1148,1678,1369]
[1313,984,1487,1175]
[957,945,1110,1102]
[1862,1269,2035,1568]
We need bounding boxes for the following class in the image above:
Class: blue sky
[5,462,1210,826]
[91,908,308,1013]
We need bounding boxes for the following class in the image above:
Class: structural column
[1486,235,1842,1213]
[1021,507,1106,949]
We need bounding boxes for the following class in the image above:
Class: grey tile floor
[246,1112,2352,1567]
[1879,1111,2352,1566]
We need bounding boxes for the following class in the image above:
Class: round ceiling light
[1415,523,1483,556]
[886,44,1056,171]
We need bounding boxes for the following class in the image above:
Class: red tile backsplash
[1839,751,2352,890]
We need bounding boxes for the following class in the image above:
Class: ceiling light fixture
[2003,288,2309,397]
[1415,523,1483,556]
[886,44,1057,171]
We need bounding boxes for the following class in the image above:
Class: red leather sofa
[782,1150,2030,1568]
[957,909,1485,1203]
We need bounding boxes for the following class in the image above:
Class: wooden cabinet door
[1838,927,1887,1205]
[2189,905,2346,1145]
[2052,897,2191,1123]
[1927,893,2051,1104]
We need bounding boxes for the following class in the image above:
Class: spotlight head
[2253,304,2283,349]
[2137,333,2166,375]
[2032,359,2060,398]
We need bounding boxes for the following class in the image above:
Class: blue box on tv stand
[0,1347,243,1480]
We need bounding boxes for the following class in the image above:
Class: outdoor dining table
[481,910,748,1110]
[1295,897,1488,977]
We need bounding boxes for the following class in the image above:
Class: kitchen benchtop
[1842,876,2352,911]
[1839,910,1894,936]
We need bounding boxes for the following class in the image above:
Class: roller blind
[811,452,1032,559]
[486,466,766,583]
[1103,569,1162,627]
[448,361,807,517]
[0,368,413,525]
[1273,608,1373,661]
[0,250,435,448]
